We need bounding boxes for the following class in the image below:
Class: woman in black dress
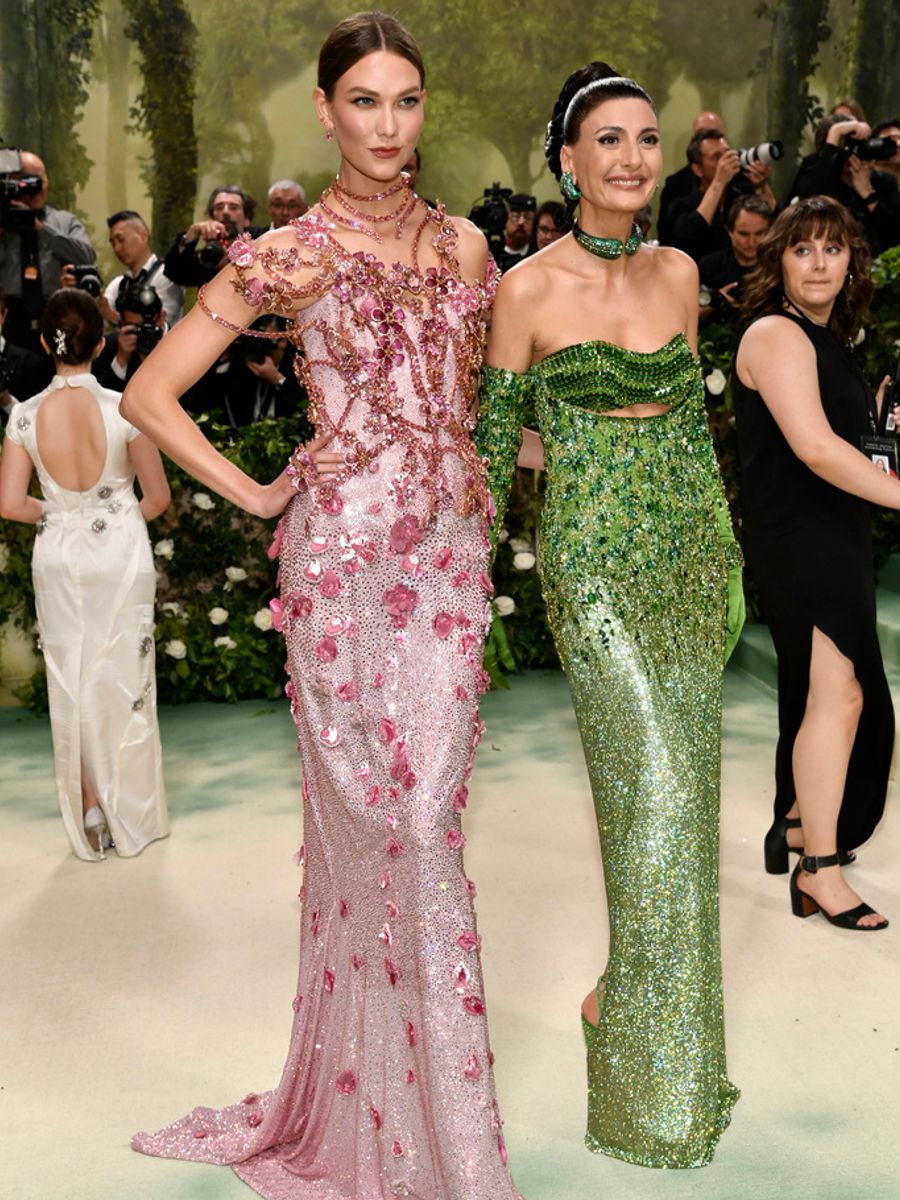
[734,195,898,930]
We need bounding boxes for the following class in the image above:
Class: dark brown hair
[42,289,104,366]
[686,127,725,167]
[206,185,256,221]
[725,192,774,230]
[317,11,425,99]
[740,196,874,344]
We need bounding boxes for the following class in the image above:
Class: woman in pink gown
[122,13,522,1200]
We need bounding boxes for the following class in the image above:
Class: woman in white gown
[0,289,171,860]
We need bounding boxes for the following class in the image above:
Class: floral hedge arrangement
[4,256,900,709]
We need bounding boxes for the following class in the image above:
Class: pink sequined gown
[132,208,522,1200]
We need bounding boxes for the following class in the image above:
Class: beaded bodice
[202,208,497,530]
[530,333,698,414]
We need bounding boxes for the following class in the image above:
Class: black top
[733,310,893,850]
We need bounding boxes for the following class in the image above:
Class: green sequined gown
[476,335,739,1169]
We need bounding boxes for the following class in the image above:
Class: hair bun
[544,61,620,179]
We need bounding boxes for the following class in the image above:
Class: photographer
[184,314,306,427]
[699,194,774,326]
[93,281,166,392]
[658,110,727,244]
[86,210,183,329]
[163,185,262,287]
[0,149,96,352]
[667,129,777,263]
[0,286,53,425]
[530,200,567,253]
[494,193,536,272]
[790,115,900,255]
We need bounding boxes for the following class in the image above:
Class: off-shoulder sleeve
[195,219,336,337]
[474,364,531,555]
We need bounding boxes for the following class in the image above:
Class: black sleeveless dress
[733,310,893,851]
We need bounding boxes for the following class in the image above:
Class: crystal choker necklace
[320,177,416,243]
[572,221,643,260]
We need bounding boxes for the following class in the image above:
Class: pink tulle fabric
[132,210,522,1199]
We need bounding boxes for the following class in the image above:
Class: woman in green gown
[476,63,741,1169]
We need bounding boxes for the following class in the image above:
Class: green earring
[560,171,581,202]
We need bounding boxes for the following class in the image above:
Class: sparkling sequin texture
[477,335,739,1169]
[132,208,522,1200]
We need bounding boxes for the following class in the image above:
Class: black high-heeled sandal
[764,816,856,874]
[789,854,888,930]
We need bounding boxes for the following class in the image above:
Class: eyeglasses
[508,212,533,222]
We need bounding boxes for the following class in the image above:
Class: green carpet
[1,670,898,1200]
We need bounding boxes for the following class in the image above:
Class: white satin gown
[6,373,168,860]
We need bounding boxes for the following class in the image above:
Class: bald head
[692,111,726,137]
[16,151,48,209]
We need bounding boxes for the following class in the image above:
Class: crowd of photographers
[1,103,899,427]
[0,155,308,428]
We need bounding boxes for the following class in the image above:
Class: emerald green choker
[572,221,643,260]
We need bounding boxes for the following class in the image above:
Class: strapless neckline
[534,332,692,369]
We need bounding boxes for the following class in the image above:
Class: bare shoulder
[495,246,555,305]
[741,312,813,355]
[645,243,699,287]
[446,215,490,281]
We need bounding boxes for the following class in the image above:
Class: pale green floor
[1,670,898,1200]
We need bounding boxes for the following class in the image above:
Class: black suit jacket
[0,341,54,424]
[164,226,267,287]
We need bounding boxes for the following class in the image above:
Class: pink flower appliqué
[382,583,418,629]
[385,957,401,986]
[336,681,357,703]
[335,1070,357,1095]
[452,784,468,812]
[463,1054,482,1082]
[457,931,481,952]
[433,546,453,570]
[378,718,396,744]
[463,995,486,1016]
[228,235,258,268]
[432,611,455,640]
[268,597,284,632]
[407,1020,417,1046]
[320,569,342,598]
[446,829,466,850]
[267,518,285,560]
[315,636,338,663]
[389,514,423,556]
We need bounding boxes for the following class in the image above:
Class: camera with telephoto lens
[469,183,513,248]
[0,145,42,234]
[842,135,897,162]
[117,281,164,357]
[737,141,784,169]
[72,264,102,297]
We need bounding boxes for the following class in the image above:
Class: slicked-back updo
[544,61,657,181]
[318,10,425,99]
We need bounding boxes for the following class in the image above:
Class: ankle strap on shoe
[800,853,841,873]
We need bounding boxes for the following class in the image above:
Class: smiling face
[314,50,425,192]
[560,96,661,219]
[781,233,851,320]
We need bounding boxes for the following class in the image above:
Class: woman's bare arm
[127,434,171,521]
[0,440,42,523]
[738,316,900,509]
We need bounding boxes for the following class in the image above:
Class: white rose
[192,491,215,510]
[509,537,533,554]
[853,327,866,345]
[225,566,248,582]
[164,639,187,659]
[208,607,229,625]
[253,607,274,631]
[704,368,727,396]
[497,528,509,543]
[160,601,187,619]
[512,551,536,570]
[153,538,174,559]
[493,595,516,616]
[214,635,237,650]
[0,542,8,572]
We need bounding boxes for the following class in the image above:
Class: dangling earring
[560,171,581,202]
[325,127,334,142]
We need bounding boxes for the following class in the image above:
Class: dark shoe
[764,816,855,874]
[789,855,888,930]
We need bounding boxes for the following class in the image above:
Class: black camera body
[117,281,164,357]
[198,238,229,268]
[469,183,513,246]
[0,145,42,234]
[842,135,896,162]
[72,264,102,297]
